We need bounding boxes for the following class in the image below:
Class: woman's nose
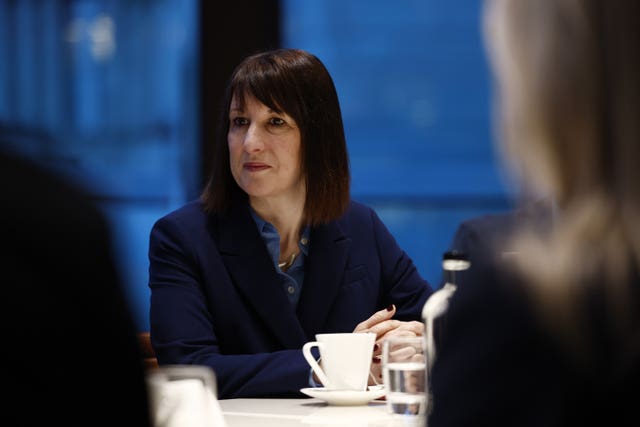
[242,124,264,152]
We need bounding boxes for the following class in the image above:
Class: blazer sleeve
[148,213,311,398]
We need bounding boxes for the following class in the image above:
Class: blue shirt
[250,210,318,387]
[250,209,310,308]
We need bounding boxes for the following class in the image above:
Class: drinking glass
[145,365,225,427]
[382,336,428,419]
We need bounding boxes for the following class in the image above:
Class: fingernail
[386,304,394,312]
[373,343,380,352]
[372,356,381,364]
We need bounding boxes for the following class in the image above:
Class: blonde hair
[484,0,640,358]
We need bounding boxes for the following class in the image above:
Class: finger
[369,361,383,385]
[353,304,396,332]
[390,345,418,361]
[377,329,417,345]
[399,320,424,336]
[375,320,425,343]
[363,319,405,338]
[382,320,424,337]
[373,323,418,350]
[411,353,426,364]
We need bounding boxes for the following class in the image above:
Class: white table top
[218,398,424,427]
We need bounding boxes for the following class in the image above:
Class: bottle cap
[442,250,469,261]
[442,250,470,271]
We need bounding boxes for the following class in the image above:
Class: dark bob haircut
[201,48,350,226]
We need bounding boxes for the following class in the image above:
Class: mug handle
[302,341,329,387]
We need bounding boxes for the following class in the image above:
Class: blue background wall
[282,0,511,286]
[0,0,511,331]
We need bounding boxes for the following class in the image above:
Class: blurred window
[282,0,511,284]
[0,0,199,330]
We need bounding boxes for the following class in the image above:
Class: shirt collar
[250,208,310,257]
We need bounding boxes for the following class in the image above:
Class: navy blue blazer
[148,198,432,398]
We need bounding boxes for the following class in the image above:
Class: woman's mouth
[243,162,270,172]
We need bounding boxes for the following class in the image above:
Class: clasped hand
[352,304,424,385]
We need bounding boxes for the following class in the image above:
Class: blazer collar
[296,220,351,339]
[217,198,308,348]
[217,197,352,345]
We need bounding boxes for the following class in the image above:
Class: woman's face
[228,93,304,203]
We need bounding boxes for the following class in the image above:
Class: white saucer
[300,387,386,406]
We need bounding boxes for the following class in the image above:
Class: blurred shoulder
[0,150,110,251]
[456,198,554,236]
[456,211,518,235]
[1,150,102,221]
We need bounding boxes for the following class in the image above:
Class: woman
[429,1,640,426]
[148,48,432,399]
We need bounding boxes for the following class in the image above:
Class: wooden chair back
[137,331,158,370]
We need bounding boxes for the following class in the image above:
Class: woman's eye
[269,117,285,126]
[232,117,248,126]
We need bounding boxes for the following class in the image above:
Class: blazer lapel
[297,221,351,339]
[217,201,307,349]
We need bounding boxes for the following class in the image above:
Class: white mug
[302,332,376,391]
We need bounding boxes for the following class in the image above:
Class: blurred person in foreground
[0,148,152,426]
[148,48,433,399]
[429,0,640,426]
